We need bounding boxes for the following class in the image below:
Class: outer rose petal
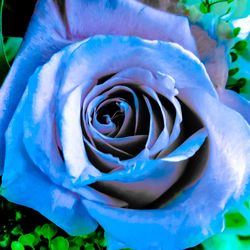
[0,0,197,171]
[138,0,179,13]
[1,36,249,249]
[191,25,229,89]
[1,88,97,235]
[218,89,250,124]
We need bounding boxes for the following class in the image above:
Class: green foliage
[18,233,37,248]
[0,196,107,249]
[233,40,248,51]
[225,211,248,229]
[11,241,24,250]
[200,2,209,14]
[40,224,58,240]
[230,51,238,62]
[228,67,240,76]
[0,234,10,248]
[49,236,69,250]
[199,0,235,15]
[227,38,249,94]
[233,27,241,37]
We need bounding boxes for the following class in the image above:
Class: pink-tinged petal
[218,89,250,124]
[203,46,229,89]
[137,0,179,13]
[191,25,229,89]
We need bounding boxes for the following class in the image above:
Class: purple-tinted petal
[218,89,250,124]
[57,85,101,180]
[2,109,97,236]
[143,95,169,157]
[0,0,197,171]
[164,128,207,162]
[81,88,250,246]
[2,34,249,250]
[82,198,223,250]
[83,138,124,172]
[93,159,186,207]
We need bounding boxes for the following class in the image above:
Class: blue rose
[0,1,249,249]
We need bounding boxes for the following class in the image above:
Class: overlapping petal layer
[2,36,250,250]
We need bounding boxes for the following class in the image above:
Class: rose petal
[2,35,248,249]
[0,0,197,171]
[92,158,186,207]
[82,197,223,249]
[164,128,207,162]
[57,85,101,180]
[22,46,79,184]
[60,36,216,97]
[2,109,97,236]
[191,25,228,89]
[143,95,169,156]
[179,87,250,197]
[218,89,250,124]
[81,88,250,247]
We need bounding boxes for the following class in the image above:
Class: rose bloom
[0,0,250,249]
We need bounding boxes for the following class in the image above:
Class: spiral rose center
[73,67,207,208]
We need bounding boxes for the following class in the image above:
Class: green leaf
[18,233,36,247]
[68,236,83,247]
[11,225,23,236]
[230,52,238,62]
[200,2,209,13]
[0,234,10,248]
[227,0,234,3]
[31,232,41,246]
[69,246,80,250]
[225,211,248,229]
[35,225,42,236]
[233,27,241,37]
[11,241,24,250]
[235,78,247,88]
[4,37,22,62]
[228,67,240,76]
[15,211,22,221]
[233,40,248,51]
[84,243,95,250]
[49,236,69,250]
[41,223,58,240]
[227,78,247,92]
[244,200,250,209]
[98,238,107,247]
